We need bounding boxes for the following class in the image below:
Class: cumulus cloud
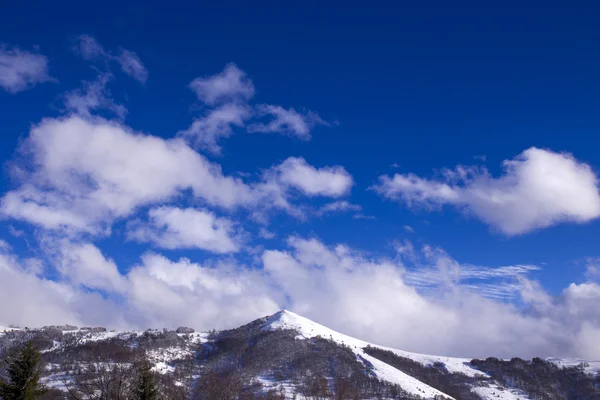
[0,117,354,235]
[248,105,328,140]
[56,241,127,293]
[0,46,53,93]
[178,103,251,154]
[0,250,124,328]
[127,206,240,253]
[0,116,255,234]
[126,253,278,329]
[0,234,599,359]
[262,237,600,358]
[373,147,600,235]
[269,157,353,197]
[189,63,255,105]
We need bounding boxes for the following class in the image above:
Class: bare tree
[61,359,133,400]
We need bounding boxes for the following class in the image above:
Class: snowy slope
[263,310,532,400]
[264,311,458,399]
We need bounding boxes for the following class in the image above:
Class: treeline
[470,357,600,400]
[364,346,600,400]
[1,340,423,400]
[0,341,287,400]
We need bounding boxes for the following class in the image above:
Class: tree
[0,341,47,400]
[62,359,132,400]
[133,360,159,400]
[193,371,243,400]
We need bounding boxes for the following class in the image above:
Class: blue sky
[1,2,600,359]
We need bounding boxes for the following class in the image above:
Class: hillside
[0,310,598,399]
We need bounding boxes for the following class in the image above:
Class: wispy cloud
[64,72,127,118]
[248,105,329,140]
[178,103,251,154]
[181,64,331,152]
[73,35,148,84]
[398,241,541,300]
[318,201,361,216]
[0,46,53,93]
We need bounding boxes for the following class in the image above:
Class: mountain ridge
[1,310,599,399]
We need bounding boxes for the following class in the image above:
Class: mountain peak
[262,309,370,349]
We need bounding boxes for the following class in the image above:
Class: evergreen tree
[133,360,159,400]
[0,341,47,400]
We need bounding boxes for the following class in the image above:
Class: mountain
[1,310,599,399]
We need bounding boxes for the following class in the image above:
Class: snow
[472,385,530,400]
[547,357,600,375]
[0,325,21,336]
[263,310,545,400]
[256,376,303,399]
[153,361,176,374]
[3,311,596,400]
[264,310,454,399]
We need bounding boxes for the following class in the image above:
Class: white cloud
[258,227,275,239]
[403,225,415,233]
[318,201,361,215]
[0,234,599,359]
[0,116,255,234]
[262,237,600,359]
[178,103,251,154]
[400,244,540,300]
[181,65,330,152]
[585,257,600,282]
[0,240,11,252]
[0,46,52,93]
[248,105,328,140]
[0,116,359,235]
[64,73,127,118]
[116,49,148,84]
[127,206,240,253]
[374,147,600,235]
[8,225,25,238]
[56,242,127,293]
[0,250,124,328]
[73,35,107,60]
[189,63,255,105]
[126,254,278,329]
[73,35,147,84]
[270,157,353,197]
